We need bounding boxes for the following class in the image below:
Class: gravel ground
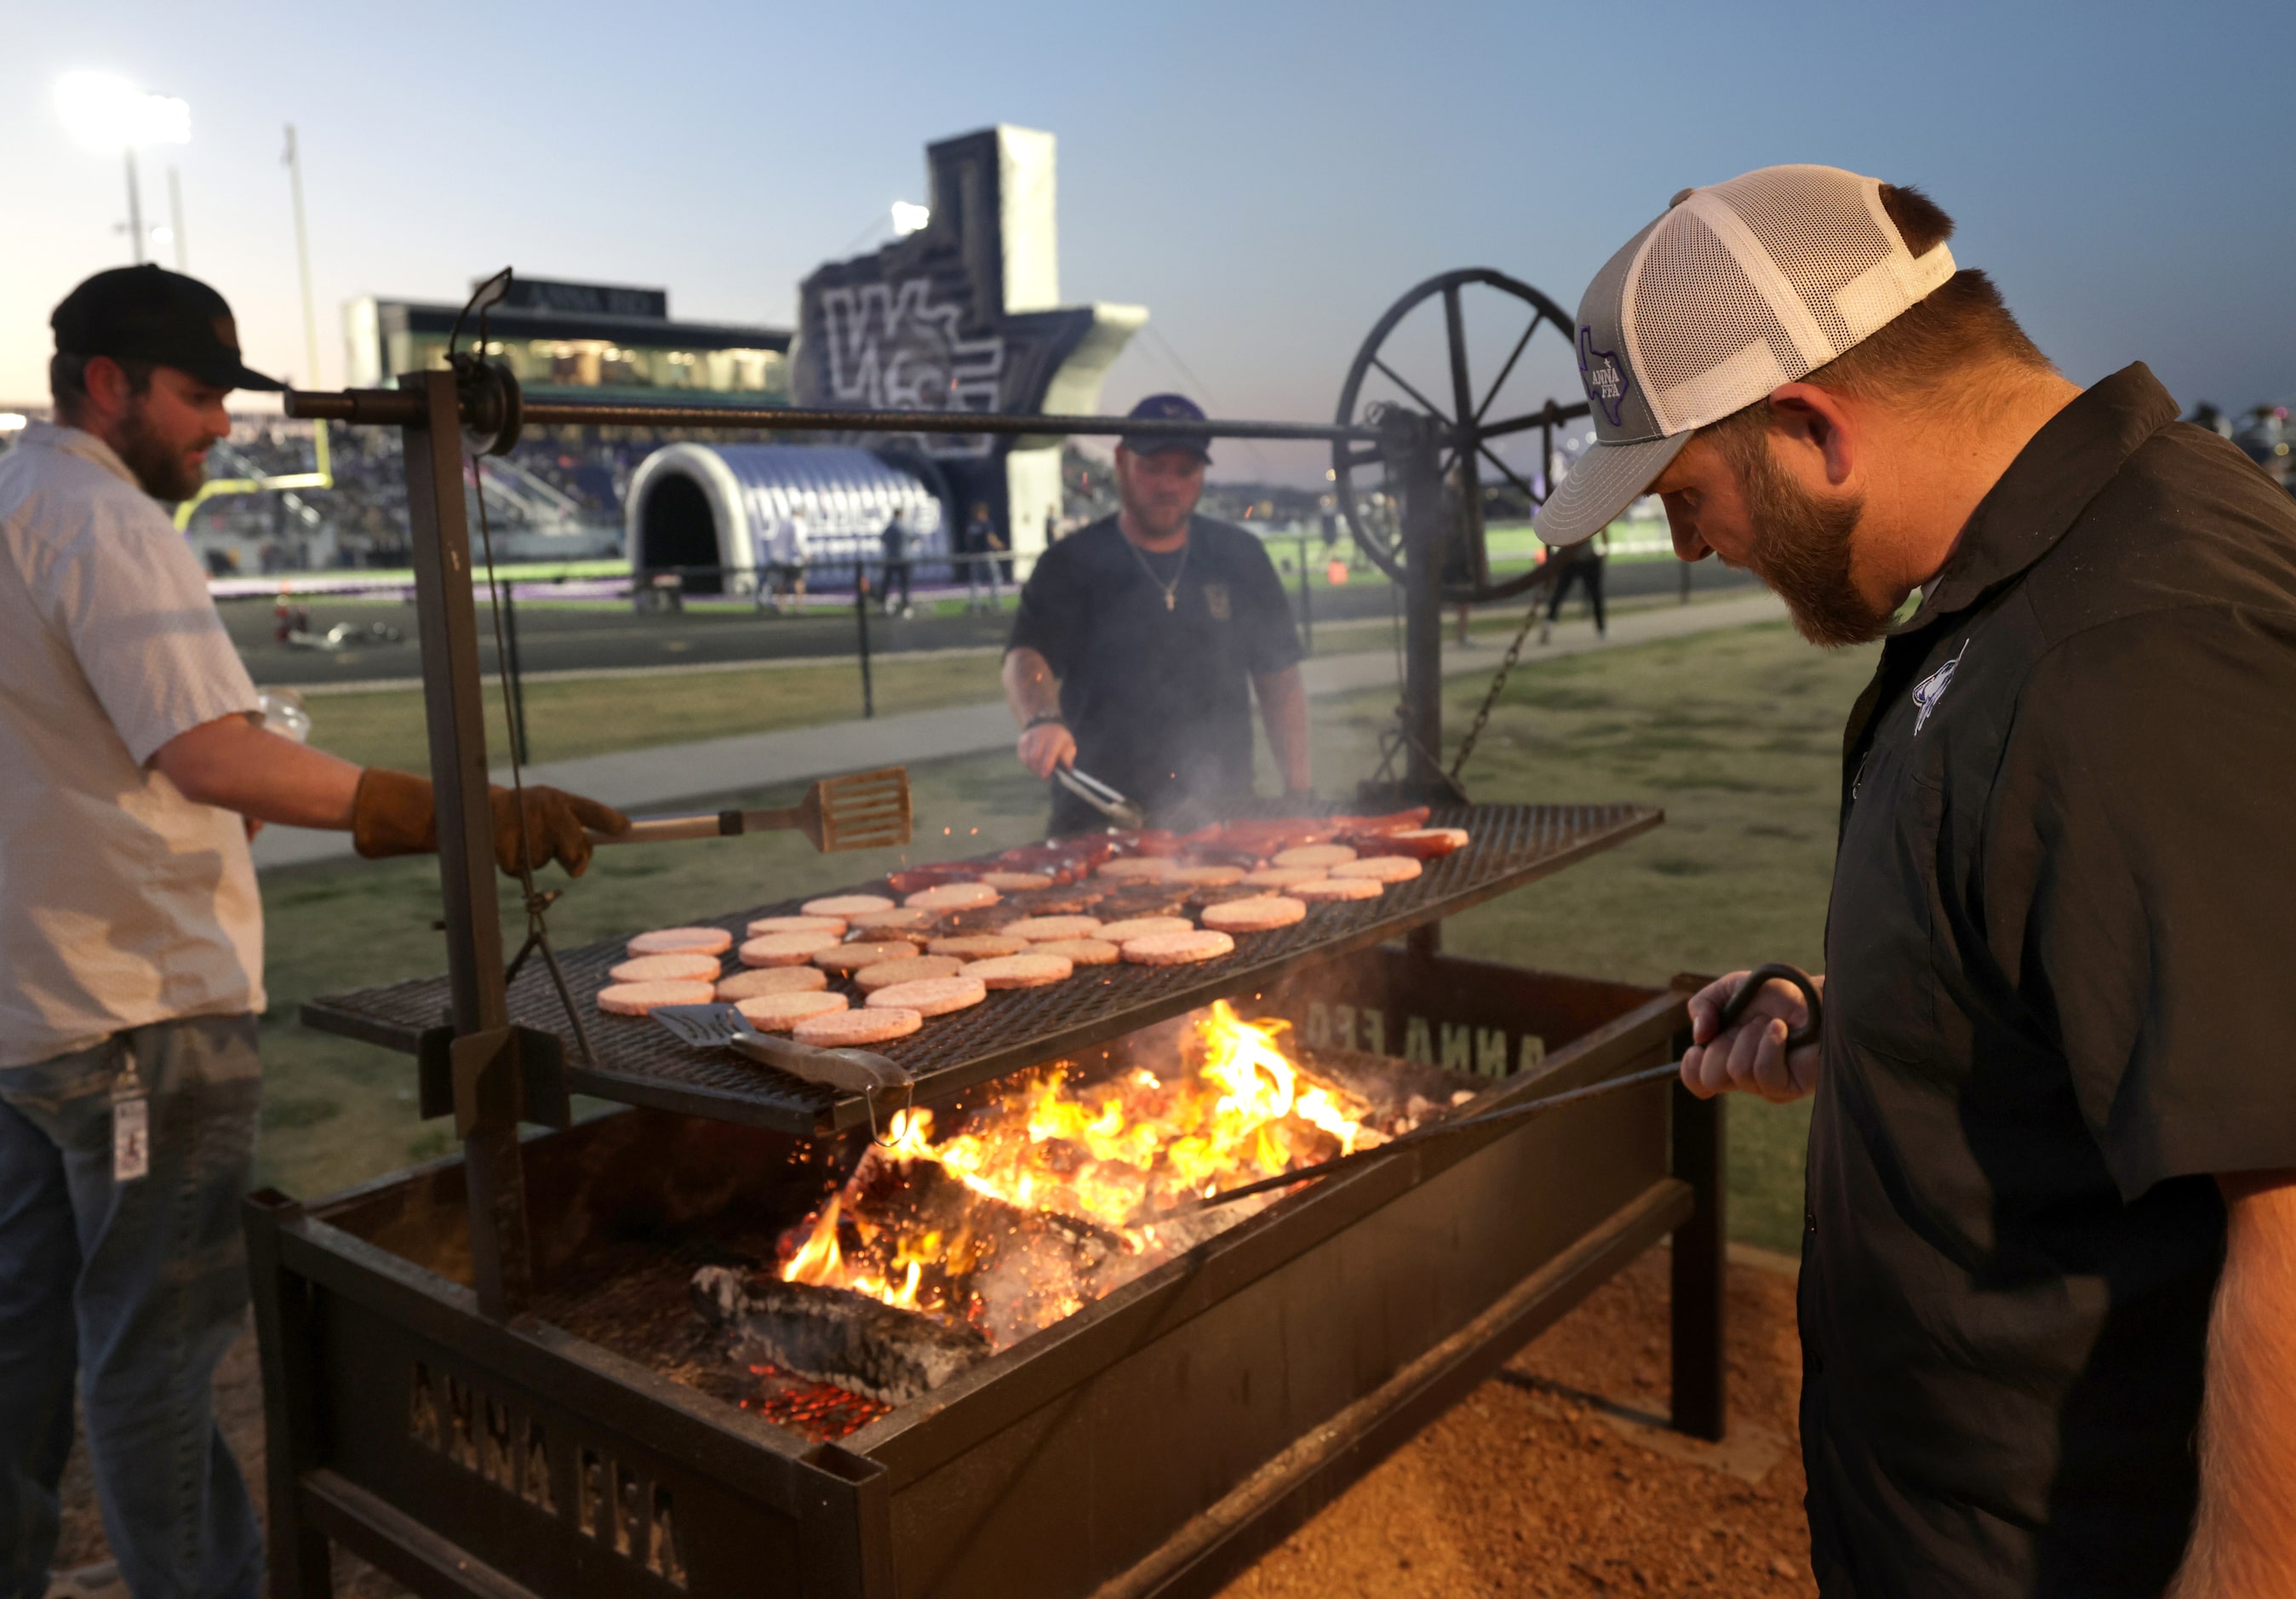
[54,1251,1809,1598]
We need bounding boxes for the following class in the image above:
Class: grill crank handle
[1721,960,1823,1052]
[1171,963,1822,1214]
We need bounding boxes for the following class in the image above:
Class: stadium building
[343,278,790,404]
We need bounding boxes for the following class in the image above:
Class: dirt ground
[1215,1247,1813,1599]
[54,1249,1810,1598]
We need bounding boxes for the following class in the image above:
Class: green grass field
[252,617,1873,1251]
[293,587,1721,775]
[299,651,1012,772]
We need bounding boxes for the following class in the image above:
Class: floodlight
[891,201,930,237]
[54,72,191,152]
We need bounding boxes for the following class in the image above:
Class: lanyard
[112,1048,149,1183]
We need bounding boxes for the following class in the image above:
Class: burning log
[841,1154,1134,1344]
[692,1265,992,1405]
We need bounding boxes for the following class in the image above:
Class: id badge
[112,1062,149,1183]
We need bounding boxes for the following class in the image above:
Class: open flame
[776,1002,1384,1347]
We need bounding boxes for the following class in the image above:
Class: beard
[1730,438,1894,648]
[112,402,205,502]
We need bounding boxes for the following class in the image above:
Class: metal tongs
[1169,964,1823,1213]
[1055,762,1145,829]
[650,1003,915,1139]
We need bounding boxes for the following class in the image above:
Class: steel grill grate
[303,802,1658,1135]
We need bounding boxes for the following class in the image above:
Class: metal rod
[1296,530,1313,653]
[286,387,1381,442]
[1442,282,1486,581]
[1480,405,1589,441]
[854,560,875,719]
[499,579,530,765]
[1177,1060,1684,1211]
[401,370,530,1319]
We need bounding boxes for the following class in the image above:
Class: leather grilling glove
[351,768,630,878]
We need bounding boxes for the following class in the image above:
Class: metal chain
[455,268,601,1075]
[1446,569,1555,783]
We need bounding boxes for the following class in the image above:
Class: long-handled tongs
[1169,964,1822,1213]
[588,766,912,853]
[1054,762,1145,828]
[650,1002,915,1138]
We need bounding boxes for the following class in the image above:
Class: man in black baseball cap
[2,266,625,1597]
[48,263,283,504]
[1004,393,1312,831]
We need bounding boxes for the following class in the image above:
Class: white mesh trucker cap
[1533,164,1956,547]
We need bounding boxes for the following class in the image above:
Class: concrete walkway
[252,591,1785,871]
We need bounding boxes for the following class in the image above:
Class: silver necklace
[1125,532,1188,611]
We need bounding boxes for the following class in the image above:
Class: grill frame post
[401,369,533,1320]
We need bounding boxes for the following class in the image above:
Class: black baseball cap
[51,264,284,393]
[1119,393,1212,462]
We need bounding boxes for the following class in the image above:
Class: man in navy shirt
[1004,394,1310,834]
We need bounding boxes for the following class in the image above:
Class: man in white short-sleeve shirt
[0,266,626,1598]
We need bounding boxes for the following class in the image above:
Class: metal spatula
[589,766,912,853]
[650,1003,914,1132]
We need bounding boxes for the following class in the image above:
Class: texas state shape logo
[1578,327,1629,428]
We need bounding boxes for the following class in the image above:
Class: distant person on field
[965,501,1004,612]
[768,508,809,616]
[1537,527,1606,644]
[879,508,913,616]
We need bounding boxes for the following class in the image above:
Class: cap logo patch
[1577,326,1629,427]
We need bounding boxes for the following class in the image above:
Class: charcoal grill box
[252,936,1721,1599]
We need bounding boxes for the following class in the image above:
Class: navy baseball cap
[1119,393,1212,462]
[52,264,285,393]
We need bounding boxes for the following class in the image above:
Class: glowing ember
[776,1002,1386,1348]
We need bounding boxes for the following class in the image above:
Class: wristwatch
[1024,713,1068,732]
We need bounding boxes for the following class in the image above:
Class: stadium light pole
[54,72,191,264]
[283,124,330,480]
[166,165,187,269]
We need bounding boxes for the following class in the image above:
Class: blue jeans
[0,1016,264,1599]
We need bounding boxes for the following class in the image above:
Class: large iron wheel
[1332,268,1587,604]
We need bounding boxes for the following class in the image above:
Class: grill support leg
[1669,1064,1728,1441]
[1395,411,1446,800]
[243,1189,335,1599]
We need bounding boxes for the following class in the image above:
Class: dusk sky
[4,1,2285,486]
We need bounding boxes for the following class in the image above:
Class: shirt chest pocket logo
[1203,582,1231,621]
[1911,641,1967,734]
